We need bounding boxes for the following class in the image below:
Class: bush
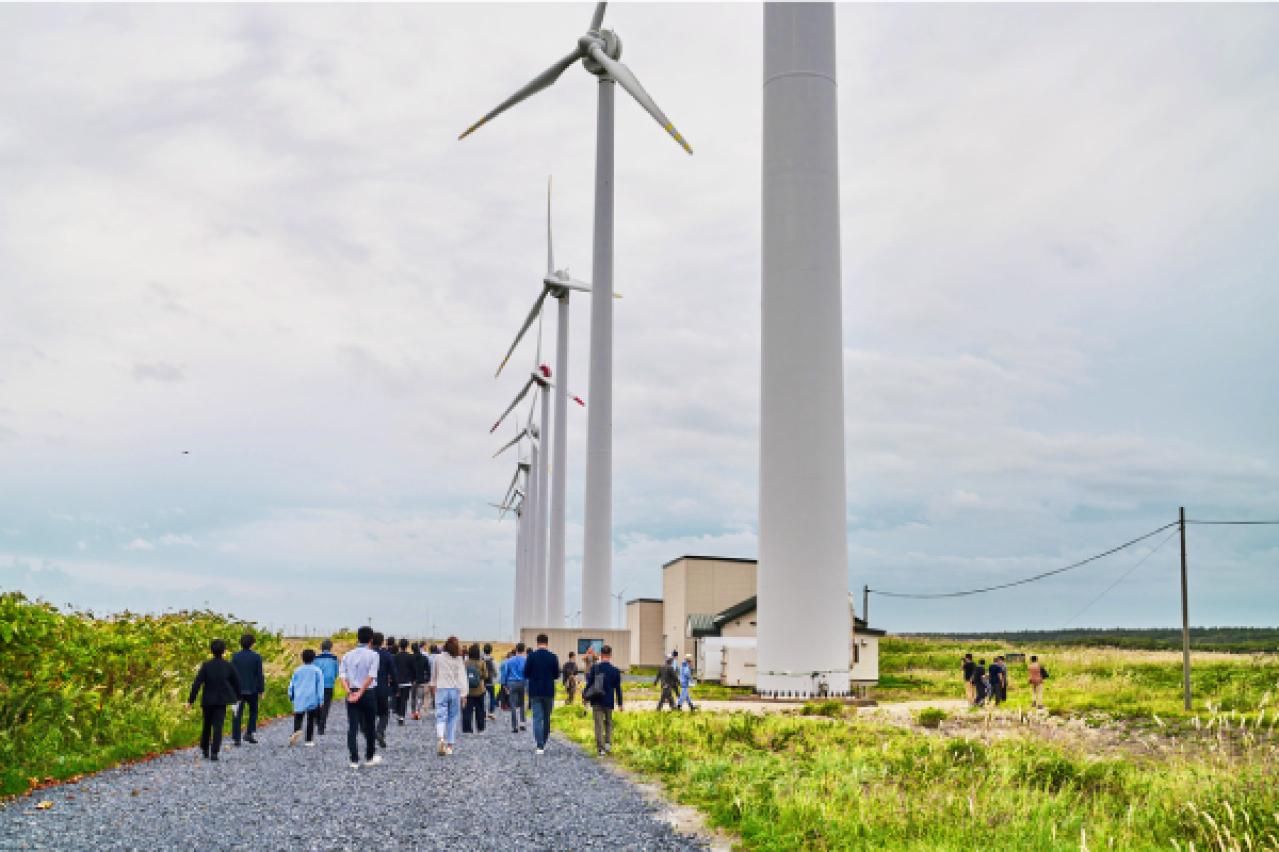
[915,707,948,729]
[799,700,845,718]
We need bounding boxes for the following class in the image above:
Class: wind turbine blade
[459,49,582,140]
[564,277,593,292]
[492,429,528,458]
[586,46,692,154]
[547,176,555,277]
[496,287,551,377]
[589,2,607,32]
[490,378,535,433]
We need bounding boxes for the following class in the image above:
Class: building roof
[661,555,759,570]
[691,594,886,637]
[687,613,717,638]
[713,596,758,627]
[625,597,663,606]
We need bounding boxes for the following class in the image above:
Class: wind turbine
[493,374,548,629]
[496,178,592,629]
[461,2,693,628]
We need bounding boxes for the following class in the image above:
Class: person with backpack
[583,644,624,756]
[230,633,265,746]
[482,643,498,720]
[431,636,468,755]
[500,643,528,733]
[313,639,340,735]
[410,642,429,721]
[461,644,487,734]
[188,638,241,761]
[288,649,325,747]
[1027,655,1048,709]
[524,633,561,755]
[561,652,580,705]
[655,653,679,711]
[393,639,415,726]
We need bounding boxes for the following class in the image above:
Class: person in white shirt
[339,626,383,768]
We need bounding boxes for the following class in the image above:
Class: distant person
[525,634,561,755]
[432,636,468,755]
[231,633,265,746]
[988,656,1008,705]
[482,643,498,720]
[1027,655,1048,709]
[677,653,697,711]
[187,638,241,761]
[961,653,976,706]
[584,644,624,756]
[340,626,382,768]
[394,639,415,726]
[581,646,598,675]
[655,653,679,711]
[428,644,442,709]
[561,652,580,705]
[410,642,429,721]
[500,643,528,732]
[462,644,487,734]
[373,632,394,748]
[973,659,989,707]
[313,639,340,734]
[288,649,325,747]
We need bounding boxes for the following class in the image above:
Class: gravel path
[0,709,704,851]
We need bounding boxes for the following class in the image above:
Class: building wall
[851,635,879,682]
[720,615,757,638]
[626,600,665,667]
[662,558,757,664]
[518,628,631,670]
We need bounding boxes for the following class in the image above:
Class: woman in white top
[431,636,469,755]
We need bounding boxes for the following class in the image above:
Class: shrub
[799,700,845,718]
[915,707,948,729]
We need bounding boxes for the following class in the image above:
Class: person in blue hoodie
[677,654,697,712]
[231,633,265,746]
[499,643,527,733]
[313,639,340,735]
[288,649,325,747]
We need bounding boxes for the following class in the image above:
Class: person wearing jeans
[313,640,339,735]
[524,633,560,754]
[231,633,265,745]
[500,644,528,732]
[340,626,381,768]
[431,636,468,755]
[677,654,697,711]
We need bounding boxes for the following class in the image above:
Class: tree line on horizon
[899,627,1279,654]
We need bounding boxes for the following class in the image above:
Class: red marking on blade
[573,396,585,407]
[539,364,551,377]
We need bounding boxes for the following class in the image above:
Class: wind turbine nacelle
[537,364,552,379]
[581,31,622,75]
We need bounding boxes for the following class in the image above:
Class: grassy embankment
[0,593,297,797]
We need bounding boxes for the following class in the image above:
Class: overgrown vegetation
[915,707,947,729]
[553,702,1279,850]
[0,592,295,796]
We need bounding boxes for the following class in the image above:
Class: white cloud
[124,538,156,552]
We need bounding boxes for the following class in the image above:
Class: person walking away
[973,659,989,707]
[500,643,528,733]
[313,639,340,735]
[561,652,579,705]
[988,656,1008,705]
[677,654,697,712]
[340,626,382,768]
[462,644,487,734]
[288,649,325,747]
[432,636,468,755]
[961,653,976,706]
[1027,655,1047,709]
[428,644,442,709]
[394,639,415,726]
[231,633,265,746]
[410,642,429,721]
[482,643,498,720]
[372,632,394,748]
[584,645,624,756]
[525,634,561,755]
[188,638,241,761]
[655,653,678,711]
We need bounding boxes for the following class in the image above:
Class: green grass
[553,703,1279,850]
[0,592,298,796]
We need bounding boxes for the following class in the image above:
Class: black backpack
[466,662,482,690]
[582,667,604,703]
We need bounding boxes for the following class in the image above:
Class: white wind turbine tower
[757,2,852,698]
[493,450,530,634]
[461,2,693,627]
[495,178,591,629]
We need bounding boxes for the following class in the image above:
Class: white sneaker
[365,754,383,767]
[536,748,545,756]
[289,731,302,746]
[348,761,359,769]
[304,741,316,748]
[445,744,454,756]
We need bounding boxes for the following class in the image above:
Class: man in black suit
[188,638,241,761]
[231,633,265,745]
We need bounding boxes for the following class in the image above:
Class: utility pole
[1179,506,1191,711]
[862,585,869,626]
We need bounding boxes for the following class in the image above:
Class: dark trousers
[346,691,377,762]
[318,687,334,733]
[375,693,390,739]
[529,694,554,749]
[485,682,496,714]
[200,704,227,757]
[232,693,259,742]
[462,695,486,733]
[394,685,411,720]
[293,709,317,741]
[657,686,676,710]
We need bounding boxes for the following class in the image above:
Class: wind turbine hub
[581,30,622,76]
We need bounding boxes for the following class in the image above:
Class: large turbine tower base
[757,1,852,697]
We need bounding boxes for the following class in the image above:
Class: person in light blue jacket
[677,654,697,712]
[313,640,340,735]
[288,649,325,747]
[499,644,528,733]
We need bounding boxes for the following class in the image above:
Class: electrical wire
[867,521,1179,599]
[1185,520,1279,525]
[1060,527,1180,628]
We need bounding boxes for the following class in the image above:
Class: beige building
[625,598,665,667]
[518,627,631,670]
[661,556,757,667]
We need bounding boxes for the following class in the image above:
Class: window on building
[578,638,604,655]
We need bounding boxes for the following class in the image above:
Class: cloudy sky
[2,3,1277,637]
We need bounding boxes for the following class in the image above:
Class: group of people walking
[654,651,697,712]
[188,629,629,763]
[960,652,1048,708]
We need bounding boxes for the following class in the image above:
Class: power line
[1185,520,1279,525]
[1061,528,1179,628]
[867,522,1179,599]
